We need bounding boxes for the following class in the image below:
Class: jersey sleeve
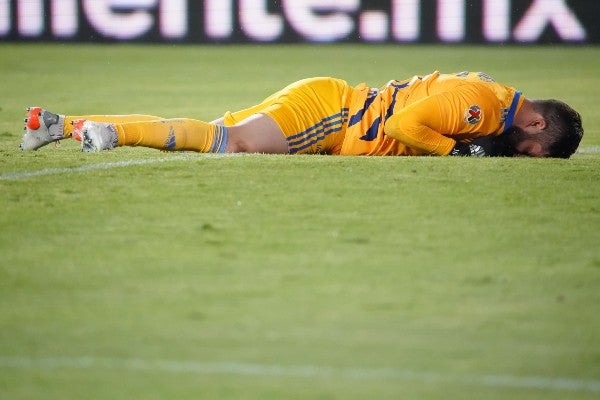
[383,84,500,156]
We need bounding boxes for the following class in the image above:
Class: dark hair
[532,99,584,158]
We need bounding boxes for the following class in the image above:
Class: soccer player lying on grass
[21,71,583,158]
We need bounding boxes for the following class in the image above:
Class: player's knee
[224,129,254,153]
[226,124,288,154]
[224,134,244,153]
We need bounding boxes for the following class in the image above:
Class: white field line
[0,356,599,393]
[0,153,251,181]
[0,154,216,181]
[1,147,599,181]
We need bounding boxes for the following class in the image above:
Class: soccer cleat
[80,121,118,152]
[20,107,65,150]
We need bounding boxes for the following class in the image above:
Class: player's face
[494,126,546,157]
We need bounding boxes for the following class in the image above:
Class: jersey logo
[465,105,482,125]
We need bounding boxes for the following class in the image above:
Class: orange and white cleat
[20,107,65,150]
[80,121,118,152]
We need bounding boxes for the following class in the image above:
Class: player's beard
[491,126,534,157]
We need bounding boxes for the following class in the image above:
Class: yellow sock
[63,114,162,138]
[115,118,228,153]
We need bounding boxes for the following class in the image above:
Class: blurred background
[1,0,597,45]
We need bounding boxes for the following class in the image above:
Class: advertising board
[1,0,597,44]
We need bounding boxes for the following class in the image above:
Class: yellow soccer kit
[55,72,522,156]
[224,72,523,156]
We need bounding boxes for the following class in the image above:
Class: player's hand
[449,141,486,157]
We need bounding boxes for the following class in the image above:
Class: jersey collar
[503,91,522,133]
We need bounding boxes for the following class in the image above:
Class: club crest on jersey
[465,105,482,125]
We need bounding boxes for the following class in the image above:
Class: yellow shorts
[223,77,353,154]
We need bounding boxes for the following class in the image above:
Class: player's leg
[20,106,162,150]
[79,113,287,154]
[79,117,230,153]
[76,77,349,154]
[80,78,341,154]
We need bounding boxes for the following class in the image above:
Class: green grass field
[1,44,599,399]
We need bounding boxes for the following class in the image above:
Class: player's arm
[383,89,488,156]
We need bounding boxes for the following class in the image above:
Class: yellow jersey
[341,71,524,156]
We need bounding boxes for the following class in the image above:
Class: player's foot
[20,107,65,150]
[80,121,118,152]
